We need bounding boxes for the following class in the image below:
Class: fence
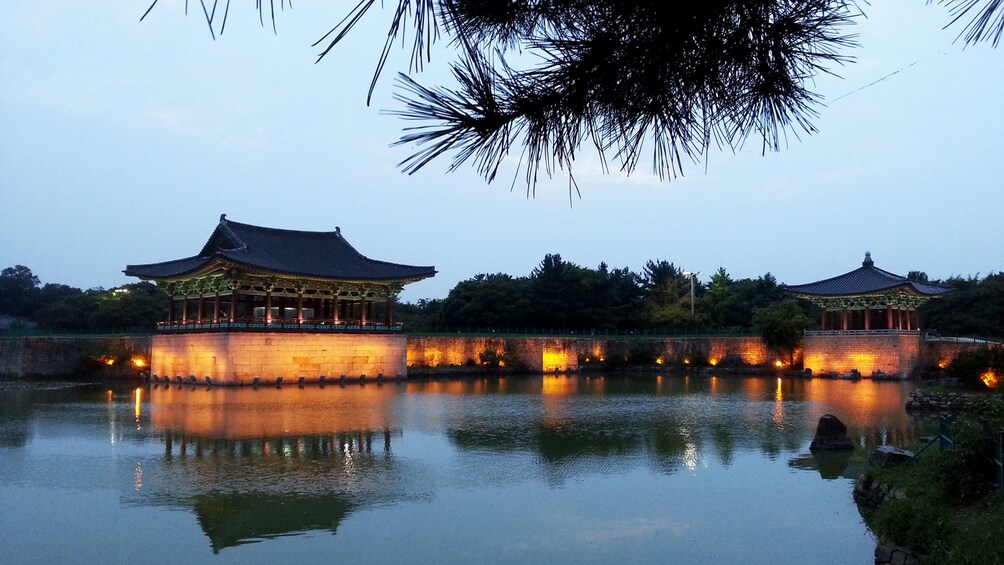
[407,326,757,339]
[914,414,1004,492]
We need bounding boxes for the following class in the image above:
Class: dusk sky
[2,1,1001,302]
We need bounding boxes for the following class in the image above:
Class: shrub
[948,347,1004,390]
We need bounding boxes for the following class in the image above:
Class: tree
[0,265,41,317]
[920,273,1004,338]
[704,267,738,328]
[752,299,809,365]
[640,260,701,328]
[144,1,1002,192]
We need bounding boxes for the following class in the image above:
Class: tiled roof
[784,252,953,297]
[125,215,436,282]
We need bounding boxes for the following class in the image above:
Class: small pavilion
[784,252,953,376]
[126,215,435,332]
[785,252,953,333]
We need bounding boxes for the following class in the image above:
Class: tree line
[0,265,166,332]
[396,257,1002,339]
[397,255,793,334]
[1,261,1000,338]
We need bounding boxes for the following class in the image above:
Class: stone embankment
[854,461,920,565]
[905,389,1003,415]
[0,336,151,379]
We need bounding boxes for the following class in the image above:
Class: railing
[406,326,757,338]
[913,414,1004,492]
[156,318,404,333]
[804,329,921,336]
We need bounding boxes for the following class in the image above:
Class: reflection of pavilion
[785,252,953,375]
[131,385,425,553]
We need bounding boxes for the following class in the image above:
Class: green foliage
[34,282,167,332]
[920,273,1004,338]
[865,417,1004,564]
[0,265,41,317]
[752,300,809,365]
[948,347,1004,390]
[477,344,525,370]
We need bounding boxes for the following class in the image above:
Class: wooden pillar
[197,297,205,323]
[385,298,392,325]
[333,298,340,324]
[182,297,189,324]
[841,310,848,331]
[907,310,913,331]
[886,306,893,330]
[230,288,238,323]
[213,294,221,323]
[168,298,176,323]
[864,307,870,330]
[265,292,272,324]
[361,300,368,324]
[297,293,304,324]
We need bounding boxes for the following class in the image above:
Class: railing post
[997,429,1003,492]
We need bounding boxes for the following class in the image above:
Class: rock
[868,445,915,468]
[809,414,854,451]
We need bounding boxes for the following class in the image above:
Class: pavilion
[785,252,953,376]
[125,215,435,384]
[785,252,953,332]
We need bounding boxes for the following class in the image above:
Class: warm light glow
[104,358,115,366]
[708,358,718,366]
[542,375,577,396]
[981,370,1000,389]
[132,357,146,368]
[774,360,783,368]
[655,357,665,365]
[134,387,142,421]
[937,359,949,369]
[542,349,573,372]
[683,358,691,365]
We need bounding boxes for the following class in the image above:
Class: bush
[948,347,1004,390]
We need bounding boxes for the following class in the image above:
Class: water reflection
[137,384,417,552]
[0,375,936,562]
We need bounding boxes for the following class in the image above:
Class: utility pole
[683,271,700,316]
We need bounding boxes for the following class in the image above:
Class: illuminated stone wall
[406,336,771,372]
[152,333,407,385]
[802,333,922,375]
[404,336,578,372]
[921,341,1003,371]
[0,336,151,378]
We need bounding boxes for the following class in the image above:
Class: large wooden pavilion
[125,215,435,384]
[126,215,435,333]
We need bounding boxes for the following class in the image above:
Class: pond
[0,375,932,564]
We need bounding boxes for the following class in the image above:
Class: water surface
[0,375,930,564]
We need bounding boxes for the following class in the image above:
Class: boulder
[809,414,854,451]
[868,445,915,468]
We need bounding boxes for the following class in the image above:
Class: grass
[863,444,1004,564]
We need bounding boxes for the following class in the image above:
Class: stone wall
[802,333,922,375]
[0,336,151,378]
[921,340,1000,371]
[151,332,407,385]
[405,335,772,372]
[3,332,993,382]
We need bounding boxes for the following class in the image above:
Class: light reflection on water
[0,375,932,564]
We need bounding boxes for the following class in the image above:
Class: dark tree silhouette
[142,1,1000,192]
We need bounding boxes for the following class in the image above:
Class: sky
[1,1,1002,302]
